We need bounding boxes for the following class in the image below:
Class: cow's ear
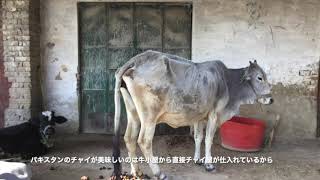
[54,116,68,124]
[254,59,257,64]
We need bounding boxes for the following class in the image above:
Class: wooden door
[79,3,192,134]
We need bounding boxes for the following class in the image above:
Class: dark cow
[0,111,67,159]
[112,50,273,179]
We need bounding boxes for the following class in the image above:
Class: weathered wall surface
[41,0,319,139]
[40,0,80,133]
[192,0,320,139]
[1,0,41,126]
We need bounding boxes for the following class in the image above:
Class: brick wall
[1,0,41,127]
[0,1,11,128]
[298,62,319,96]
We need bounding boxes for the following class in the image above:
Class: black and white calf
[0,111,67,158]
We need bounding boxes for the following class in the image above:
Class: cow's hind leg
[123,76,166,179]
[204,112,218,172]
[193,121,204,165]
[120,88,142,176]
[138,122,167,180]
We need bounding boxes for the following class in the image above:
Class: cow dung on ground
[110,172,151,180]
[80,175,89,180]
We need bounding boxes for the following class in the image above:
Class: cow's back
[128,51,194,86]
[127,51,206,104]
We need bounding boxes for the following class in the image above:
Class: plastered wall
[40,0,320,139]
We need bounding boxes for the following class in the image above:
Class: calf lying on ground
[0,111,67,159]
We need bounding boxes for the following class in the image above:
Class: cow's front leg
[204,112,218,172]
[193,121,204,165]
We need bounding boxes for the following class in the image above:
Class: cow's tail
[112,74,122,178]
[112,59,136,178]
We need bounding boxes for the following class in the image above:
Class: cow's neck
[225,68,256,109]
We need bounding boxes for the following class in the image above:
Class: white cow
[112,50,273,180]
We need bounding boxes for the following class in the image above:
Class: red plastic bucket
[220,116,266,152]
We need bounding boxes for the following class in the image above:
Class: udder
[158,112,204,128]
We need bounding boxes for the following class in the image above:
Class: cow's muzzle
[257,95,274,105]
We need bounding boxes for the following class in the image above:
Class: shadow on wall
[0,2,12,128]
[29,0,42,117]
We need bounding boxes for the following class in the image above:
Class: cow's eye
[257,76,263,81]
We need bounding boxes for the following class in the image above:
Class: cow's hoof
[142,174,151,179]
[156,172,168,180]
[195,159,203,165]
[133,170,143,177]
[205,163,216,172]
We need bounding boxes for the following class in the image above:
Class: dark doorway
[78,2,192,134]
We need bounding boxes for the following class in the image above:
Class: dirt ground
[30,134,320,180]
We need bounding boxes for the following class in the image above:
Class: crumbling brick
[1,0,41,127]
